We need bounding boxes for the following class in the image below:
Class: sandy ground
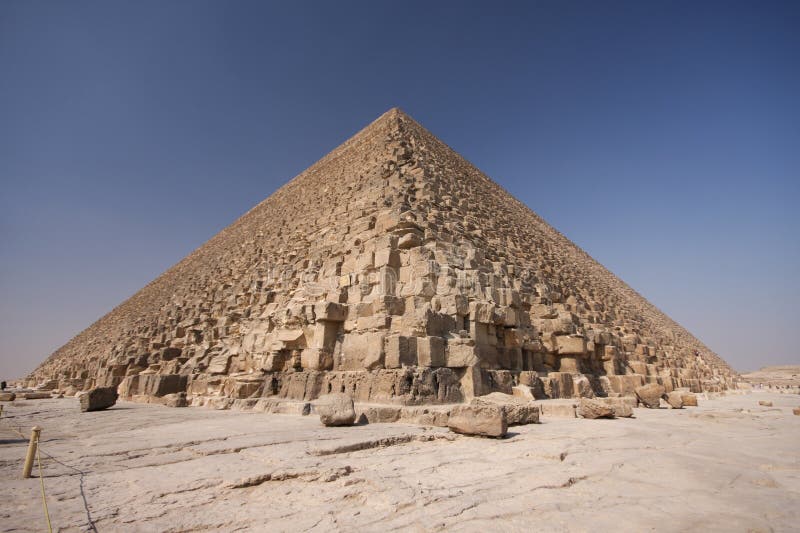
[1,392,798,533]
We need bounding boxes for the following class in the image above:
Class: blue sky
[1,0,798,377]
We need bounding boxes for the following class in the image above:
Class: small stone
[635,383,666,408]
[758,400,773,407]
[79,387,118,412]
[793,407,800,416]
[448,404,507,437]
[577,398,615,419]
[314,393,356,426]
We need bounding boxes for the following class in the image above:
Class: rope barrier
[36,434,54,533]
[0,406,96,532]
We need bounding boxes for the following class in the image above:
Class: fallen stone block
[448,404,507,437]
[471,392,540,425]
[163,392,189,408]
[23,392,52,400]
[0,392,15,401]
[758,400,773,407]
[635,383,666,408]
[793,407,800,416]
[681,393,698,406]
[532,400,577,418]
[314,393,356,426]
[665,391,684,409]
[79,387,119,412]
[577,398,615,419]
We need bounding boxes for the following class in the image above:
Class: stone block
[555,335,587,355]
[417,336,446,367]
[635,383,666,408]
[577,398,615,419]
[446,343,479,368]
[80,387,118,412]
[448,404,507,437]
[314,302,347,322]
[314,393,356,426]
[471,393,540,425]
[384,335,417,368]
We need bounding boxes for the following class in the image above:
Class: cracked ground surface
[1,392,798,532]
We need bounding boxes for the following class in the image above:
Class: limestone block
[355,405,402,424]
[542,372,574,399]
[79,387,118,412]
[340,332,386,371]
[665,391,684,409]
[577,398,615,419]
[301,348,333,371]
[417,336,446,367]
[385,335,417,368]
[314,393,356,426]
[0,392,16,401]
[555,335,587,355]
[533,400,577,418]
[558,355,581,373]
[600,396,636,417]
[447,404,507,437]
[446,343,479,368]
[606,374,645,396]
[512,384,535,400]
[635,383,666,408]
[208,353,232,375]
[375,248,401,269]
[471,393,540,425]
[573,375,595,398]
[681,393,698,406]
[314,302,347,322]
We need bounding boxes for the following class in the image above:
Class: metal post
[22,426,41,479]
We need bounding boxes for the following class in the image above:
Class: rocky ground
[1,392,798,532]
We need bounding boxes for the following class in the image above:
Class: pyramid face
[29,109,738,404]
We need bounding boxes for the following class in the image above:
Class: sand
[1,392,798,532]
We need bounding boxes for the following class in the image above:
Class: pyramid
[28,108,738,405]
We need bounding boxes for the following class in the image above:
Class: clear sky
[1,1,798,378]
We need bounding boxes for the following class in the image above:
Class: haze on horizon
[1,1,798,379]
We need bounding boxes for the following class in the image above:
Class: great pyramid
[28,108,738,406]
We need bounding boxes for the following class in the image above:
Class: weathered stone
[447,404,507,437]
[577,398,615,419]
[80,387,118,412]
[163,392,189,408]
[471,393,540,425]
[681,393,698,406]
[0,392,15,401]
[665,391,684,409]
[23,392,52,400]
[635,383,666,408]
[314,393,356,426]
[758,400,773,407]
[793,407,800,416]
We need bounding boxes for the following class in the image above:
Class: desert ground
[1,392,798,533]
